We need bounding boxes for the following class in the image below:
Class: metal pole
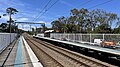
[43,23,45,33]
[90,34,91,43]
[30,25,31,31]
[35,28,37,34]
[9,11,12,44]
[81,34,82,42]
[103,34,105,41]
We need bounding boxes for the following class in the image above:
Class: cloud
[1,16,8,20]
[37,20,49,27]
[0,0,53,29]
[10,1,25,7]
[0,16,9,23]
[37,21,46,24]
[17,18,29,21]
[17,21,44,31]
[37,21,52,28]
[18,24,35,31]
[0,0,36,23]
[60,0,74,8]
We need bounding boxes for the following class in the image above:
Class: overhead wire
[76,0,92,8]
[34,0,60,21]
[48,0,93,20]
[52,0,113,20]
[33,0,92,22]
[33,0,113,23]
[88,0,113,9]
[32,0,46,19]
[59,0,92,16]
[33,0,52,22]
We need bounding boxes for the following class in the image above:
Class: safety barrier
[0,33,17,53]
[50,33,120,43]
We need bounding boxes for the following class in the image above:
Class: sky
[0,0,120,31]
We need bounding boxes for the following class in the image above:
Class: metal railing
[50,33,120,44]
[0,33,17,53]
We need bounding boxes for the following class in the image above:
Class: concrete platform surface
[0,36,41,67]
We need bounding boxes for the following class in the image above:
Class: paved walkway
[0,36,33,67]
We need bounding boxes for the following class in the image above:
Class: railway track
[24,35,115,67]
[25,37,63,67]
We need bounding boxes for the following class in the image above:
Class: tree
[67,16,76,33]
[6,7,18,15]
[0,23,18,33]
[113,26,120,33]
[71,8,79,16]
[91,9,117,33]
[94,24,112,33]
[70,8,89,33]
[58,16,66,33]
[116,18,120,27]
[41,24,47,33]
[6,7,18,33]
[51,8,119,33]
[0,23,8,32]
[51,20,62,32]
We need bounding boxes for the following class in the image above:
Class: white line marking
[22,36,43,67]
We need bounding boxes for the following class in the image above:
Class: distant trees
[51,8,119,33]
[51,20,63,32]
[0,7,18,33]
[0,23,8,32]
[0,23,18,33]
[41,24,47,32]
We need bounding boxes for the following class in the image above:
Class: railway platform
[36,36,120,56]
[0,34,118,67]
[0,36,43,67]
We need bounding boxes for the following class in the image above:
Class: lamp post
[7,14,14,43]
[6,7,18,43]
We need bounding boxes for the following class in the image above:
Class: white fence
[50,33,120,43]
[0,33,17,53]
[36,33,44,37]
